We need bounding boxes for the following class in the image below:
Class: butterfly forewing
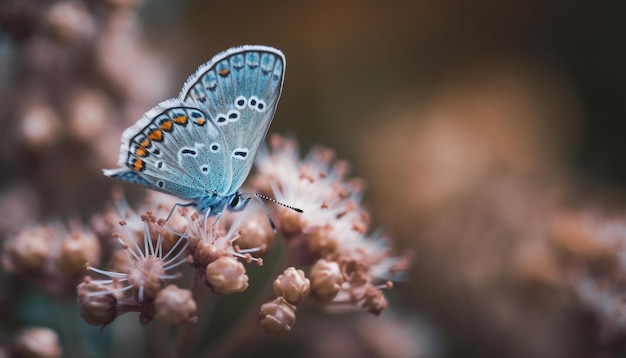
[180,45,285,192]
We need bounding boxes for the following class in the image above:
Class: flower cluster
[2,134,408,340]
[252,135,410,335]
[2,221,101,295]
[77,189,279,329]
[78,194,196,327]
[73,135,410,336]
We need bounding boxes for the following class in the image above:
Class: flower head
[79,203,191,327]
[251,135,410,324]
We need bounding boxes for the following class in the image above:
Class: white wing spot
[235,96,246,109]
[227,109,240,122]
[178,143,205,164]
[256,99,266,113]
[248,96,260,110]
[216,113,228,126]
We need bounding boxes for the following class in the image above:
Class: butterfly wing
[179,45,285,193]
[103,99,232,199]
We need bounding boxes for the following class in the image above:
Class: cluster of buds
[78,195,196,327]
[183,208,267,295]
[253,135,410,335]
[259,267,311,336]
[77,191,275,329]
[2,221,101,295]
[2,135,410,338]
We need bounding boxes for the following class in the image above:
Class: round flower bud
[127,257,166,300]
[66,89,110,142]
[236,212,274,251]
[258,297,297,337]
[3,227,54,273]
[108,249,132,274]
[277,207,305,238]
[193,240,218,267]
[310,259,343,302]
[273,267,310,305]
[14,327,62,358]
[18,104,62,150]
[57,231,101,276]
[307,226,339,255]
[204,256,249,294]
[362,285,388,316]
[77,280,118,327]
[47,1,95,43]
[155,285,197,324]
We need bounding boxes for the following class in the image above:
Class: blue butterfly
[103,45,285,218]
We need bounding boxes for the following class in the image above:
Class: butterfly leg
[252,195,277,233]
[164,201,196,223]
[209,209,224,238]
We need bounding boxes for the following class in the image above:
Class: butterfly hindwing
[104,99,232,199]
[180,45,286,192]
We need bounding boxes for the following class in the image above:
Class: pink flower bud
[204,256,249,294]
[273,267,310,305]
[310,259,343,302]
[14,327,62,358]
[155,285,197,324]
[259,297,297,337]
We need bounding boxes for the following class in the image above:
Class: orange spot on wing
[173,115,188,125]
[219,69,230,76]
[196,118,206,125]
[140,138,151,148]
[133,159,145,171]
[148,129,163,141]
[160,120,173,131]
[135,147,147,157]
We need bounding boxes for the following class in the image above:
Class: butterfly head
[196,191,250,216]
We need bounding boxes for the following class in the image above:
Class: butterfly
[103,45,286,218]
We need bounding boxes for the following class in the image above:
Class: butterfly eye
[228,194,250,212]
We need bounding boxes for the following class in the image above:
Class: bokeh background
[2,0,626,357]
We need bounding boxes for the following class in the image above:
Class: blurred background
[2,0,626,357]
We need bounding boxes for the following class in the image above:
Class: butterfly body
[103,45,285,217]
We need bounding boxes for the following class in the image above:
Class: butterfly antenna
[243,193,303,233]
[253,193,304,213]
